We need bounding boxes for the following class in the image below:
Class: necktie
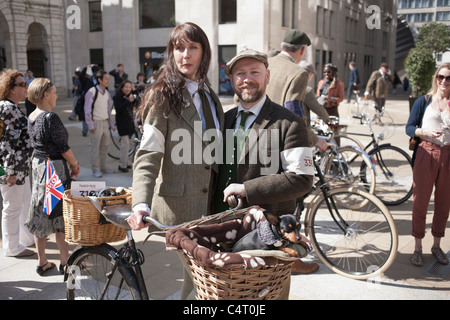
[235,111,252,155]
[198,89,215,131]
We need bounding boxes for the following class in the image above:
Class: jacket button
[202,188,208,194]
[205,165,210,170]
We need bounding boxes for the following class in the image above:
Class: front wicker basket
[62,188,131,246]
[187,257,294,300]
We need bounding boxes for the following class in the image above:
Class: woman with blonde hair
[406,62,450,267]
[26,78,80,275]
[0,69,35,258]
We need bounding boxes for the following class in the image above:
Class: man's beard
[235,84,265,104]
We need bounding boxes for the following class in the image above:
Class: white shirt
[234,95,267,132]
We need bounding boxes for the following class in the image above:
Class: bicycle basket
[166,207,301,300]
[62,187,131,246]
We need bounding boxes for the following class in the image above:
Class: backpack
[75,86,99,121]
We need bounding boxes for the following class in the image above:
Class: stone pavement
[0,94,448,300]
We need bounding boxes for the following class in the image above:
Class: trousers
[1,177,35,256]
[90,119,111,172]
[412,141,450,239]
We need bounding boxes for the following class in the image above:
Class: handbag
[408,137,417,151]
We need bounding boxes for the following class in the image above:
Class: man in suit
[347,61,360,103]
[364,62,394,112]
[266,29,327,151]
[215,49,317,275]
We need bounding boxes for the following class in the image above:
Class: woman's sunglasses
[14,82,27,88]
[437,74,450,82]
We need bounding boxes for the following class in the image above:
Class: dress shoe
[291,259,319,275]
[118,166,129,173]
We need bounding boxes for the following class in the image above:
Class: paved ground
[0,93,448,300]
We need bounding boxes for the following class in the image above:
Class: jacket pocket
[156,181,185,197]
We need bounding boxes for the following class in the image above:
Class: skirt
[25,158,70,238]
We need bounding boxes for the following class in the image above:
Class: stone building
[1,0,397,96]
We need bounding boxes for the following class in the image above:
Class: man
[109,63,128,94]
[364,62,394,112]
[215,49,317,277]
[347,61,360,103]
[84,70,116,178]
[266,29,327,151]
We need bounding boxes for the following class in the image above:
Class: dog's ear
[265,212,279,226]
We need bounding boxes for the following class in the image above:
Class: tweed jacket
[132,85,224,226]
[365,70,394,99]
[303,86,330,146]
[223,97,314,216]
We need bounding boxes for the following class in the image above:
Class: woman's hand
[419,128,444,139]
[69,162,81,178]
[5,176,17,187]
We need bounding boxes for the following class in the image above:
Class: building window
[219,0,236,24]
[89,1,102,32]
[140,0,175,29]
[90,49,104,70]
[438,0,450,6]
[139,47,166,80]
[219,45,236,96]
[437,11,450,21]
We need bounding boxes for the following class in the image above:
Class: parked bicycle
[107,125,142,162]
[335,111,413,206]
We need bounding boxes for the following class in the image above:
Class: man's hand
[127,210,151,230]
[315,137,328,151]
[223,183,247,203]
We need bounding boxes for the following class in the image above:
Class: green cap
[283,29,311,46]
[225,49,269,76]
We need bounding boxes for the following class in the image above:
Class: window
[437,11,450,20]
[90,49,104,70]
[218,45,236,96]
[219,0,236,24]
[438,0,450,6]
[89,1,102,32]
[140,0,175,29]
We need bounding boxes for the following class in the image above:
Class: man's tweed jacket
[223,97,314,216]
[132,86,224,226]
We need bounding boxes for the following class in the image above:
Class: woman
[113,80,138,172]
[406,63,450,267]
[316,63,345,118]
[127,22,224,299]
[26,78,81,276]
[0,69,35,257]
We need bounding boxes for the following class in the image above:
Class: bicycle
[335,111,413,206]
[108,125,142,161]
[301,155,398,280]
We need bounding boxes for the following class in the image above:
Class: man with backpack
[84,70,116,178]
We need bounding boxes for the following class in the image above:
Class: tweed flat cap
[283,29,311,46]
[226,49,269,76]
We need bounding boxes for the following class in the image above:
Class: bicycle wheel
[66,245,141,300]
[368,144,413,206]
[108,128,139,161]
[305,187,398,280]
[373,110,395,140]
[322,146,376,197]
[334,133,365,150]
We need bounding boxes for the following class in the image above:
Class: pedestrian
[364,62,394,112]
[68,67,82,121]
[113,80,138,172]
[25,70,36,116]
[403,77,410,93]
[346,61,360,103]
[135,72,147,95]
[109,64,128,95]
[126,22,224,299]
[0,69,35,258]
[298,61,330,145]
[406,62,450,267]
[26,78,81,275]
[84,70,116,178]
[317,63,345,118]
[215,49,314,298]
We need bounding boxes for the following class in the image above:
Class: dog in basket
[231,211,310,257]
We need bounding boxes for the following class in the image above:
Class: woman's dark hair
[115,80,133,97]
[137,22,211,121]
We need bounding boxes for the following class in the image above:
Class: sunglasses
[437,74,450,82]
[14,82,27,88]
[324,70,332,74]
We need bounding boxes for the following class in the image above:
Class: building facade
[1,0,397,96]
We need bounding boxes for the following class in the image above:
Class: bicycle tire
[305,187,398,280]
[108,128,139,161]
[368,144,413,206]
[322,146,376,200]
[334,133,365,150]
[66,245,142,300]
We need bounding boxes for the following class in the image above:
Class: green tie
[198,89,215,131]
[235,111,252,155]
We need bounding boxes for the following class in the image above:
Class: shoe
[410,249,423,267]
[291,260,319,274]
[14,249,35,257]
[68,115,76,121]
[59,264,66,275]
[93,170,103,178]
[118,166,129,173]
[127,165,132,169]
[36,262,56,276]
[431,247,449,265]
[102,169,115,174]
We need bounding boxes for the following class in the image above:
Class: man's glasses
[437,74,450,82]
[14,82,27,88]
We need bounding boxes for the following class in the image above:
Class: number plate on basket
[71,181,106,197]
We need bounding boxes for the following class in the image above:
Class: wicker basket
[62,188,131,246]
[187,257,294,300]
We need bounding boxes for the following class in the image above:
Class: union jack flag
[43,160,65,215]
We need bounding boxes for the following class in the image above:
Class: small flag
[43,160,65,215]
